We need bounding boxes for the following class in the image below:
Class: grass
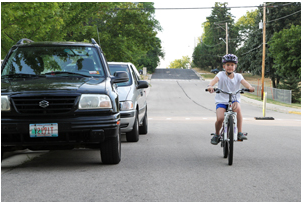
[243,93,301,109]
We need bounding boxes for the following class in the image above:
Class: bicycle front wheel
[227,116,234,165]
[222,126,228,158]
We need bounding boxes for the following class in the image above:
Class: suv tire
[100,127,121,164]
[126,110,139,142]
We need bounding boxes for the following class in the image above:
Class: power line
[202,41,225,47]
[114,3,299,11]
[267,10,301,23]
[115,6,263,10]
[240,42,270,56]
[266,2,297,7]
[240,44,263,56]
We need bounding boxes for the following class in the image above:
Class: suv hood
[117,86,132,101]
[1,77,106,93]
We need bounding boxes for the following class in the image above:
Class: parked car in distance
[108,62,148,142]
[210,68,220,74]
[1,38,129,164]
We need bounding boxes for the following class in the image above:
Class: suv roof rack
[91,38,97,45]
[16,38,34,45]
[91,38,103,52]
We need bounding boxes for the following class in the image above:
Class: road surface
[2,69,300,201]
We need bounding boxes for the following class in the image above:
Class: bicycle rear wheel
[228,116,234,165]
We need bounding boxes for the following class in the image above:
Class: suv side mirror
[112,71,129,83]
[137,80,149,89]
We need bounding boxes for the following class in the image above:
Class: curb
[288,111,301,115]
[241,95,301,115]
[191,69,204,80]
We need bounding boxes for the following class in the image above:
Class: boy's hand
[249,86,255,92]
[208,87,215,93]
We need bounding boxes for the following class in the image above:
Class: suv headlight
[1,96,11,111]
[79,94,112,109]
[120,101,134,111]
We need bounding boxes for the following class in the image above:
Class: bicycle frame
[223,110,237,142]
[222,93,238,142]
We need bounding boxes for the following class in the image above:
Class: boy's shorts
[216,101,239,110]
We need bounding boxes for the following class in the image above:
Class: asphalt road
[2,69,301,201]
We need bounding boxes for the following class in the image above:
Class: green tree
[1,2,164,70]
[268,25,301,102]
[168,56,191,69]
[1,2,63,58]
[192,2,238,70]
[236,2,301,88]
[137,37,164,73]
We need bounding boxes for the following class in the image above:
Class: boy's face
[223,62,237,73]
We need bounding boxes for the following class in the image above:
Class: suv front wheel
[126,110,139,142]
[139,107,148,134]
[100,127,121,164]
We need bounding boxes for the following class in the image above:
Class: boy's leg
[211,107,226,145]
[215,107,226,135]
[232,102,247,140]
[232,102,242,132]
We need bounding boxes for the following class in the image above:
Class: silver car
[108,62,148,142]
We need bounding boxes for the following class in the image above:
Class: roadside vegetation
[192,2,301,104]
[1,2,164,73]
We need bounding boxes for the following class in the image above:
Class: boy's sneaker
[238,132,247,141]
[211,134,220,145]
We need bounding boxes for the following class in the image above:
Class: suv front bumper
[120,110,135,133]
[1,114,120,149]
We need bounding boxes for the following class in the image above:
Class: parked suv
[1,38,129,164]
[108,62,148,142]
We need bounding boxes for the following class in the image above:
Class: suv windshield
[1,46,105,77]
[108,64,132,86]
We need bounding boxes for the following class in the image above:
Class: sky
[153,0,265,68]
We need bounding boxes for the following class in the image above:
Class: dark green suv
[1,38,129,164]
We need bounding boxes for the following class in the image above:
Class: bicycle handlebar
[205,88,250,94]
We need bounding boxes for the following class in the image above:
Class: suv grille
[12,95,78,114]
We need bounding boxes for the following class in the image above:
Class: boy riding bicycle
[207,54,255,145]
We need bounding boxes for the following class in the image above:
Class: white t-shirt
[215,71,244,104]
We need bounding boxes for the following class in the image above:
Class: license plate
[29,123,58,138]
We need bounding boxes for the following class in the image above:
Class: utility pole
[261,3,266,100]
[226,22,228,54]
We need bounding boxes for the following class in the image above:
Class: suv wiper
[1,73,46,78]
[44,71,89,77]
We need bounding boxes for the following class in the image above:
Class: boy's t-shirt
[215,71,244,104]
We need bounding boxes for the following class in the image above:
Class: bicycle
[206,88,250,165]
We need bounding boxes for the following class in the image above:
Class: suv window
[130,65,141,81]
[2,46,105,77]
[108,64,132,87]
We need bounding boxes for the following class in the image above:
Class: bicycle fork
[223,111,237,141]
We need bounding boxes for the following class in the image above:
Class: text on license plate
[29,123,58,137]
